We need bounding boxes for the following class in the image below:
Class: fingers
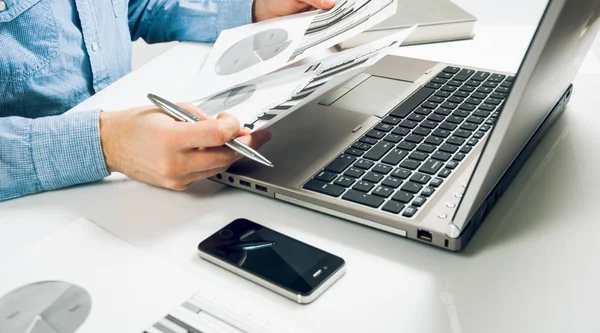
[178,102,213,120]
[185,130,272,171]
[298,0,335,10]
[175,112,243,148]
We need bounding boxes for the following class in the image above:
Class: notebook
[338,0,476,49]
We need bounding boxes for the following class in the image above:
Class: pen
[147,93,274,168]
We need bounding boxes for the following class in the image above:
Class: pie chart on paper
[215,28,292,75]
[0,281,92,333]
[196,84,257,116]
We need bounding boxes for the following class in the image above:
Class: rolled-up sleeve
[0,110,110,202]
[128,0,254,43]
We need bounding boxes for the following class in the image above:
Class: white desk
[2,2,600,332]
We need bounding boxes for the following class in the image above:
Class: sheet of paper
[187,26,417,131]
[195,0,398,97]
[0,218,308,333]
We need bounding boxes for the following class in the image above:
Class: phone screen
[198,219,344,295]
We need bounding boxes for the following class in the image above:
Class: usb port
[239,180,251,187]
[417,229,432,242]
[255,184,267,192]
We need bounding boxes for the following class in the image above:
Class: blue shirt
[0,0,252,201]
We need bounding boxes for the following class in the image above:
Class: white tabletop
[2,1,600,332]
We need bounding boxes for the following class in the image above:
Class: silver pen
[147,93,273,168]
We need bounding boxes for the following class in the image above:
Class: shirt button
[91,42,99,52]
[0,1,7,11]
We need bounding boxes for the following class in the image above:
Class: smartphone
[197,218,346,304]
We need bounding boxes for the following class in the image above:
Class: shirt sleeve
[128,0,254,43]
[0,110,110,202]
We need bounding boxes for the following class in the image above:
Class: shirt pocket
[0,0,59,83]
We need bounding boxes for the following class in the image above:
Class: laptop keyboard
[302,66,513,218]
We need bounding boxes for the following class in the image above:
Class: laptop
[209,0,600,251]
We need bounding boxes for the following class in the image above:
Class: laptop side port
[239,180,251,187]
[255,184,268,192]
[417,229,433,242]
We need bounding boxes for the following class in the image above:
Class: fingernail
[322,0,335,6]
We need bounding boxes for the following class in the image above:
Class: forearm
[0,111,110,202]
[128,0,253,43]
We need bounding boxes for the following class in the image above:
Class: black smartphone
[197,218,346,304]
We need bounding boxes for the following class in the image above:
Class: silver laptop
[210,0,600,251]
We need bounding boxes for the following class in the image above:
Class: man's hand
[99,104,271,191]
[253,0,336,22]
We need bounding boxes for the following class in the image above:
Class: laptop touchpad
[330,76,413,116]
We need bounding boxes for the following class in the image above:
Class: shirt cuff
[31,110,110,192]
[215,0,254,32]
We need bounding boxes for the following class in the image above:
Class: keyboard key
[343,190,384,208]
[421,120,438,129]
[374,123,394,132]
[366,129,386,139]
[412,127,432,137]
[506,75,515,82]
[434,107,452,116]
[480,125,491,132]
[382,149,409,165]
[473,131,485,139]
[419,159,444,175]
[414,107,432,116]
[437,72,454,79]
[453,110,470,118]
[427,114,445,122]
[382,201,405,214]
[447,80,462,87]
[410,173,431,185]
[384,134,402,143]
[446,161,459,169]
[304,179,345,197]
[417,143,436,153]
[391,168,411,179]
[345,167,366,178]
[448,96,465,104]
[460,145,473,154]
[373,186,394,198]
[363,172,384,184]
[459,85,476,92]
[425,82,442,89]
[345,148,363,156]
[355,159,375,170]
[353,180,375,192]
[482,81,498,88]
[432,151,452,162]
[430,178,444,187]
[335,176,355,187]
[421,187,435,197]
[439,143,459,153]
[422,101,439,109]
[392,191,414,203]
[472,92,488,100]
[466,116,485,124]
[360,136,378,145]
[439,122,457,131]
[432,129,451,138]
[485,97,502,105]
[453,152,466,161]
[438,168,452,178]
[401,181,423,194]
[364,141,394,161]
[501,81,512,88]
[496,87,509,94]
[407,113,426,122]
[425,136,444,146]
[467,138,478,146]
[441,85,457,92]
[446,136,465,146]
[397,141,417,151]
[454,129,473,138]
[492,91,507,99]
[472,71,490,81]
[476,86,493,94]
[488,73,506,82]
[392,126,411,136]
[441,101,459,109]
[435,90,451,98]
[352,142,362,149]
[447,116,464,124]
[372,163,392,174]
[430,77,447,85]
[453,90,470,98]
[464,80,481,87]
[473,110,490,118]
[454,69,475,81]
[412,196,427,207]
[382,176,402,189]
[389,87,435,118]
[458,103,476,112]
[358,143,372,151]
[400,159,421,170]
[486,118,497,125]
[402,207,418,218]
[325,154,355,173]
[479,103,496,112]
[382,116,402,125]
[443,66,461,74]
[399,120,418,129]
[315,170,337,182]
[460,122,478,131]
[405,134,424,144]
[409,152,428,162]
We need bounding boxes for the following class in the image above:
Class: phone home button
[219,229,234,239]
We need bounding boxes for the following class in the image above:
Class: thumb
[177,102,213,120]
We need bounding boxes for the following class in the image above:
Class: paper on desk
[195,0,398,97]
[188,26,416,130]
